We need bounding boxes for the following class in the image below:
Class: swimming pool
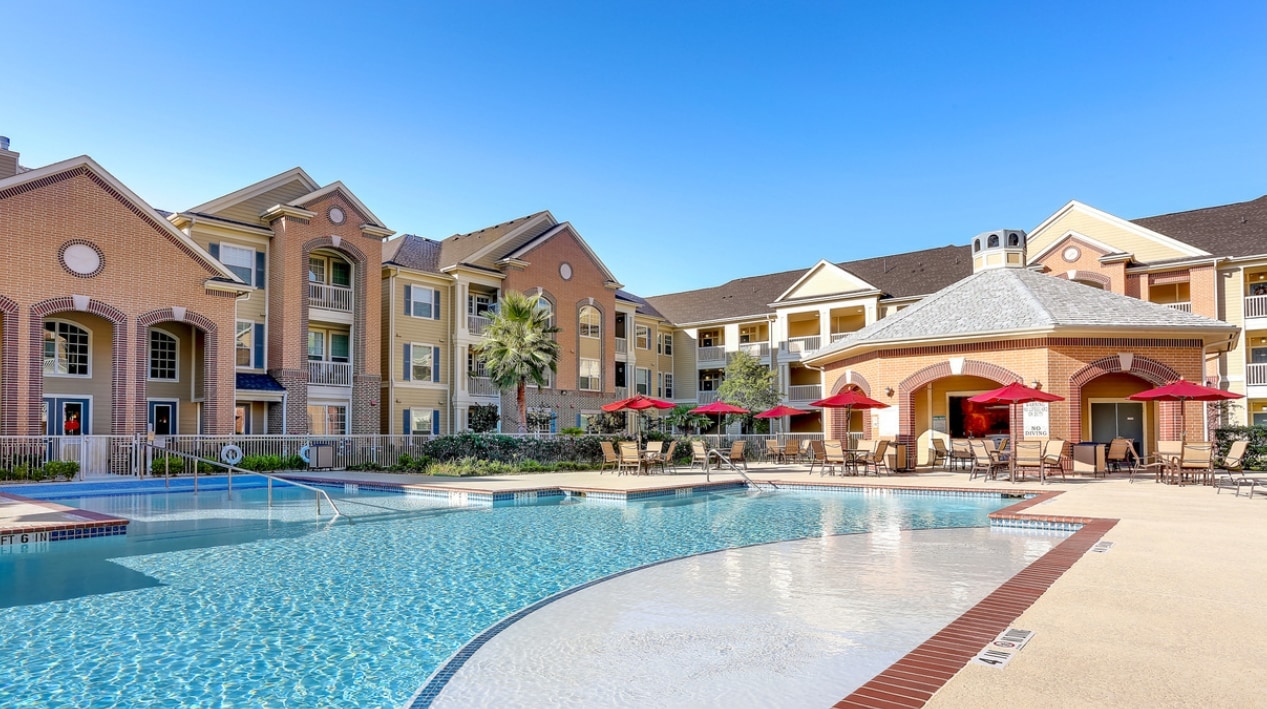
[1,482,1045,707]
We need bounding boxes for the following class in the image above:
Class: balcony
[737,342,770,359]
[780,336,821,357]
[468,314,491,335]
[697,390,720,404]
[1248,363,1267,387]
[788,384,822,401]
[308,361,352,386]
[615,386,629,399]
[309,283,353,312]
[829,332,850,343]
[697,345,726,363]
[469,376,499,397]
[1162,302,1192,313]
[1246,294,1267,319]
[615,338,628,355]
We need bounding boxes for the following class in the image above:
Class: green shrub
[239,454,286,472]
[559,426,585,436]
[1214,426,1267,470]
[151,455,185,475]
[394,453,432,473]
[42,460,79,481]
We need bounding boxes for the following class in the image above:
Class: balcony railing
[309,283,353,312]
[307,361,352,386]
[469,376,499,397]
[697,390,720,404]
[1246,294,1267,319]
[615,386,629,399]
[829,332,850,343]
[697,345,726,362]
[737,342,770,358]
[1162,302,1192,313]
[467,314,491,335]
[615,338,628,355]
[788,384,822,401]
[1248,363,1267,386]
[780,336,821,354]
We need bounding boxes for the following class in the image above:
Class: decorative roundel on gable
[59,240,105,278]
[328,207,346,225]
[559,262,573,280]
[1062,246,1081,262]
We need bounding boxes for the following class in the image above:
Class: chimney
[0,137,18,180]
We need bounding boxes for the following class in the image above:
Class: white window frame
[636,324,650,350]
[663,333,673,356]
[578,358,600,391]
[663,373,674,399]
[579,306,601,339]
[411,342,435,381]
[636,367,651,395]
[235,321,254,369]
[409,286,435,319]
[410,409,434,435]
[148,329,179,381]
[307,404,347,435]
[43,319,91,378]
[219,243,255,287]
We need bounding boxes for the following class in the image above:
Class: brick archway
[1068,355,1180,442]
[29,297,130,435]
[0,296,18,435]
[302,236,370,370]
[827,369,875,439]
[896,359,1021,446]
[137,308,222,434]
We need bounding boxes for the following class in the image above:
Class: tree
[716,351,780,433]
[468,404,499,433]
[663,404,713,434]
[474,291,561,433]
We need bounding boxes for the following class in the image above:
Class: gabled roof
[291,181,389,230]
[0,155,243,285]
[615,290,666,320]
[1131,195,1267,259]
[383,234,444,275]
[438,211,554,269]
[502,222,623,287]
[807,267,1239,365]
[187,167,320,216]
[774,260,879,303]
[645,244,973,326]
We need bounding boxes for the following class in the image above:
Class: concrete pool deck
[3,464,1265,706]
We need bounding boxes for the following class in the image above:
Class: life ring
[221,444,244,466]
[299,445,311,464]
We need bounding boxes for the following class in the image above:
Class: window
[410,344,433,381]
[149,330,178,380]
[308,256,327,284]
[409,409,436,435]
[636,325,650,349]
[307,332,326,361]
[1251,347,1267,364]
[658,333,673,355]
[43,321,89,376]
[469,293,494,315]
[579,306,601,338]
[663,373,673,399]
[307,405,347,435]
[234,405,248,435]
[657,372,663,397]
[219,244,255,286]
[700,329,720,348]
[405,285,440,319]
[527,407,556,434]
[330,333,350,363]
[236,321,263,369]
[636,367,651,395]
[579,358,600,391]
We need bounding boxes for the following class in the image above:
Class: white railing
[307,361,352,386]
[781,336,821,354]
[1245,294,1267,319]
[697,391,720,404]
[614,386,629,399]
[309,283,353,312]
[153,434,433,473]
[697,345,726,362]
[468,314,491,335]
[738,342,770,358]
[1248,363,1267,386]
[1162,302,1192,313]
[829,332,850,343]
[0,435,137,478]
[615,338,628,355]
[788,384,822,401]
[469,376,499,397]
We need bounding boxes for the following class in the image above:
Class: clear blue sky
[4,1,1264,297]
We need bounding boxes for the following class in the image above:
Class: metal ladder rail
[143,444,341,518]
[707,448,779,490]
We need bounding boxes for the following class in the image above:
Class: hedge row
[1213,426,1267,471]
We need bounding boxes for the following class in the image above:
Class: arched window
[973,239,981,252]
[579,305,600,339]
[987,234,1000,248]
[44,320,90,376]
[149,330,179,380]
[1007,232,1021,247]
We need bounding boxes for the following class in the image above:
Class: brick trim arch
[830,369,872,396]
[1056,270,1112,289]
[0,296,18,435]
[136,309,221,434]
[895,359,1021,445]
[1068,355,1180,442]
[29,297,130,435]
[303,237,370,375]
[827,370,875,439]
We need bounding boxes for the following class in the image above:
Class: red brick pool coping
[0,490,130,538]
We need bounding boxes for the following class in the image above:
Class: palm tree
[474,291,561,433]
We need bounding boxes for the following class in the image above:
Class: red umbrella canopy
[601,394,676,413]
[688,401,750,415]
[754,404,813,419]
[969,381,1064,405]
[1128,379,1243,402]
[810,389,889,410]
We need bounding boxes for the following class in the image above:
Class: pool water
[3,484,1019,707]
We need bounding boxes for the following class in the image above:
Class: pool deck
[3,464,1265,707]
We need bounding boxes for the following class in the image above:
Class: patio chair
[764,439,780,463]
[783,440,802,464]
[1141,440,1184,484]
[1106,438,1132,474]
[726,440,748,471]
[1040,439,1068,484]
[948,439,974,471]
[1010,440,1044,482]
[929,438,949,470]
[1213,441,1253,496]
[806,440,827,474]
[690,441,709,472]
[599,441,619,474]
[859,440,890,476]
[822,440,847,475]
[968,439,1007,481]
[1178,443,1215,486]
[618,441,645,476]
[655,440,678,474]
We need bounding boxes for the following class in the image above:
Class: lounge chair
[1213,441,1253,496]
[599,441,619,474]
[1040,439,1068,484]
[929,438,949,470]
[1010,440,1044,482]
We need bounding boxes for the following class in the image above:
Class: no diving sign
[972,628,1035,668]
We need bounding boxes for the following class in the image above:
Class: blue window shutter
[403,409,411,435]
[550,413,557,434]
[576,413,582,428]
[433,289,441,320]
[402,343,411,381]
[433,346,441,383]
[254,251,265,289]
[403,285,412,316]
[253,324,265,369]
[432,410,441,435]
[209,242,219,260]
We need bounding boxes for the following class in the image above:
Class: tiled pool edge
[0,491,130,542]
[833,491,1118,709]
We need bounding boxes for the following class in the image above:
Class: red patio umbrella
[689,401,750,438]
[968,382,1063,439]
[1128,379,1242,440]
[754,404,813,435]
[810,389,889,440]
[602,394,675,440]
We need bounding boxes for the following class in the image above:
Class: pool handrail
[142,443,341,518]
